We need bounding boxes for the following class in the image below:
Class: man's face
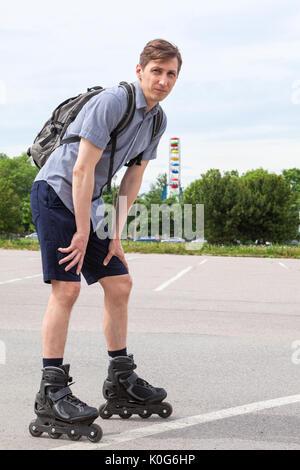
[136,57,178,111]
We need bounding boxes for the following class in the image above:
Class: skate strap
[120,372,138,389]
[49,386,72,402]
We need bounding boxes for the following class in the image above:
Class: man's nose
[159,75,168,87]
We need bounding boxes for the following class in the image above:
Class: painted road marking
[154,266,193,292]
[198,259,208,266]
[55,392,300,450]
[0,274,42,285]
[278,262,288,270]
[0,259,140,286]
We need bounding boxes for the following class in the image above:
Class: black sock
[43,358,63,368]
[108,348,127,358]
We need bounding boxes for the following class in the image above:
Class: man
[29,39,182,441]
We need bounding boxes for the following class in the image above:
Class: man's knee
[51,280,81,305]
[100,274,133,298]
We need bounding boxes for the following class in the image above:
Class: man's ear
[136,64,143,80]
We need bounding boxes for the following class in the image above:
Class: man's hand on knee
[103,239,129,272]
[58,232,89,275]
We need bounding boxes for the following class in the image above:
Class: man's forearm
[112,176,142,240]
[72,167,94,238]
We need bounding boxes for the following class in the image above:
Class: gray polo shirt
[35,80,167,231]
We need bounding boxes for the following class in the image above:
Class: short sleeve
[141,112,167,161]
[79,92,123,150]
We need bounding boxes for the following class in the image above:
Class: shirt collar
[133,81,159,116]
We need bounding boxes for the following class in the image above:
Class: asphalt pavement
[0,249,300,450]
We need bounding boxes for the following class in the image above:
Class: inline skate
[29,364,102,443]
[99,355,172,419]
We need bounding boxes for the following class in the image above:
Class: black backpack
[27,82,163,193]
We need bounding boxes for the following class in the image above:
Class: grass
[0,238,40,251]
[0,238,299,258]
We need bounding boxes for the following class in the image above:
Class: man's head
[136,39,182,111]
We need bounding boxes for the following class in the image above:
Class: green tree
[0,153,38,234]
[240,170,298,243]
[282,168,300,194]
[184,169,241,244]
[0,153,38,200]
[21,195,35,233]
[140,173,168,205]
[282,168,300,217]
[0,180,22,234]
[139,173,180,237]
[184,169,298,244]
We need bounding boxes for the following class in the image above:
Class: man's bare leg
[99,274,133,352]
[30,280,101,442]
[42,280,81,358]
[98,273,172,419]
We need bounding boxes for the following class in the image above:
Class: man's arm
[103,160,149,268]
[58,138,103,274]
[112,160,149,240]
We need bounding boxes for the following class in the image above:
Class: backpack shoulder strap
[124,105,164,168]
[151,105,164,140]
[106,82,136,193]
[111,82,136,136]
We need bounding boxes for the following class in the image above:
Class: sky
[1,0,300,192]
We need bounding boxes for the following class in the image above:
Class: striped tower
[168,137,181,200]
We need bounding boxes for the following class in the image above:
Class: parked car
[25,232,38,239]
[134,236,159,242]
[161,237,185,243]
[190,238,206,244]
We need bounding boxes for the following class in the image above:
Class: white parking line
[0,257,142,286]
[0,274,42,285]
[278,262,288,270]
[0,260,140,286]
[198,259,208,266]
[154,266,193,292]
[54,392,300,450]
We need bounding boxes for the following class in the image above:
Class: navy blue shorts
[30,180,129,285]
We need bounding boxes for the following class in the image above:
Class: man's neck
[146,101,158,113]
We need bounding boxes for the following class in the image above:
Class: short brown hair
[139,39,182,75]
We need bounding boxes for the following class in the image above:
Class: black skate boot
[99,355,172,419]
[29,364,102,443]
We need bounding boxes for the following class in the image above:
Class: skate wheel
[29,421,43,438]
[99,404,113,419]
[119,408,132,419]
[158,402,173,418]
[87,424,103,443]
[66,428,81,441]
[139,410,152,418]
